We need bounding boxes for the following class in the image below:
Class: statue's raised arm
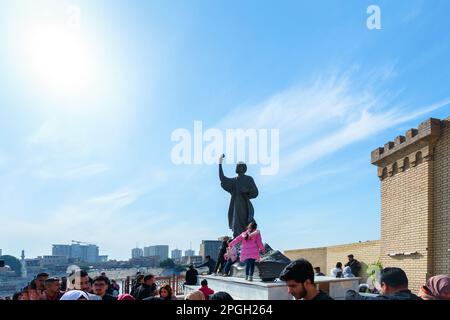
[219,154,233,194]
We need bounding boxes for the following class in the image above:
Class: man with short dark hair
[279,259,333,300]
[41,277,64,300]
[35,272,49,292]
[214,237,230,275]
[314,267,325,277]
[60,276,67,292]
[93,276,117,300]
[345,254,361,277]
[196,256,216,275]
[184,265,198,286]
[346,267,421,300]
[134,274,157,300]
[70,270,101,300]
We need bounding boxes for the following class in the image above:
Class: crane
[71,240,96,246]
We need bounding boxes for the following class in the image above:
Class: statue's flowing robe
[219,164,259,238]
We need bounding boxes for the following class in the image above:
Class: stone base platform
[185,275,293,300]
[184,275,361,300]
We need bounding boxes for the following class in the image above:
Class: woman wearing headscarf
[418,275,450,300]
[184,290,205,300]
[330,262,343,278]
[60,290,89,300]
[117,294,136,300]
[343,266,355,278]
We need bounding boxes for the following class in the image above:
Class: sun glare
[24,26,94,95]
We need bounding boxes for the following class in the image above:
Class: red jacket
[199,286,214,300]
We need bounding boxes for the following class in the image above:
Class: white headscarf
[343,266,355,278]
[60,290,90,300]
[184,290,205,300]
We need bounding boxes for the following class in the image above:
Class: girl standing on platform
[228,221,265,281]
[222,239,238,276]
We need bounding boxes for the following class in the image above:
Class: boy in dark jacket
[134,274,157,300]
[214,237,230,275]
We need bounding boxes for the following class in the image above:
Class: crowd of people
[2,266,236,301]
[280,258,450,300]
[1,224,449,301]
[3,270,176,301]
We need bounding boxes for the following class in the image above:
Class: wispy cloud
[0,152,6,168]
[402,0,424,24]
[35,163,110,180]
[213,69,450,188]
[282,98,450,177]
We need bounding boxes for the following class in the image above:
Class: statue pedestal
[229,243,291,281]
[184,275,362,300]
[185,275,293,300]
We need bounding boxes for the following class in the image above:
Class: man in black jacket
[92,276,117,301]
[345,254,361,277]
[184,265,198,286]
[279,259,333,300]
[214,237,230,275]
[134,274,157,300]
[196,256,216,275]
[346,267,421,300]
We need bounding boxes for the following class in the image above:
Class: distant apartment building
[131,248,143,259]
[52,243,100,263]
[199,240,222,261]
[52,245,71,257]
[184,249,195,257]
[129,256,160,268]
[144,245,169,261]
[171,249,182,260]
[41,255,68,266]
[180,255,203,265]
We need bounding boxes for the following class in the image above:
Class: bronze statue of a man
[219,154,259,238]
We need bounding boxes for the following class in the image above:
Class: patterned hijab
[184,290,205,300]
[426,275,450,300]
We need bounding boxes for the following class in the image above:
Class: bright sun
[25,26,94,95]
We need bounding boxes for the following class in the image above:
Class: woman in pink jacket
[228,221,265,281]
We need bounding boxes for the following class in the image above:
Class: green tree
[159,258,175,268]
[366,260,383,291]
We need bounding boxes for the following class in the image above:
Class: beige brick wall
[372,117,450,293]
[285,117,450,295]
[380,159,432,292]
[284,247,327,273]
[433,119,450,275]
[326,241,381,282]
[284,241,381,282]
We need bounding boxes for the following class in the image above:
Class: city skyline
[1,1,450,261]
[0,239,216,261]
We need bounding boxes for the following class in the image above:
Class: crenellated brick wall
[432,118,450,276]
[285,117,450,294]
[372,117,450,292]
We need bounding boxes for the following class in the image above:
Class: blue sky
[0,0,449,261]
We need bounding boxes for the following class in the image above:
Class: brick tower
[371,117,450,291]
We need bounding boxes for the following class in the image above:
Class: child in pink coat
[228,221,265,281]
